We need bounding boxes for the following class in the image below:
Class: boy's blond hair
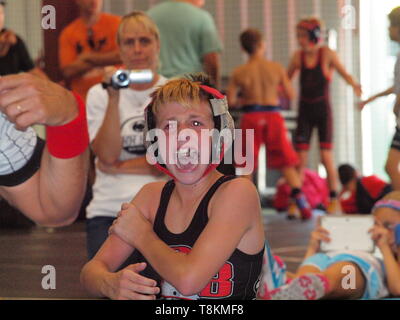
[150,74,212,117]
[117,11,160,44]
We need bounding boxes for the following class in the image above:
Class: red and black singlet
[295,47,333,150]
[133,175,264,300]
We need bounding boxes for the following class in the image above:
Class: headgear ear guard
[297,19,322,44]
[143,82,235,179]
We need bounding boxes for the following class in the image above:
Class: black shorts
[294,99,332,151]
[391,127,400,151]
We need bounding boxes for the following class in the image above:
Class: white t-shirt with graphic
[86,76,167,219]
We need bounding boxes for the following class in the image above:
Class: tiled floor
[0,209,318,299]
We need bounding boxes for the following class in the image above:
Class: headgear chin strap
[372,199,400,213]
[143,84,235,180]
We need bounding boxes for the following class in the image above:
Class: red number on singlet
[169,245,234,298]
[199,262,234,298]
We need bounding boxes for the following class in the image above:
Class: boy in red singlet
[80,74,266,300]
[288,18,362,214]
[227,28,312,220]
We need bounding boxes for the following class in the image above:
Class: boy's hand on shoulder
[109,202,152,248]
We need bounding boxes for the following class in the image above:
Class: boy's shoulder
[140,180,169,195]
[232,59,282,76]
[213,177,259,205]
[134,180,169,220]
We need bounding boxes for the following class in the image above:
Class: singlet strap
[300,47,323,70]
[154,180,176,228]
[153,176,237,235]
[196,175,237,214]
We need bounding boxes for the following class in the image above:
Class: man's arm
[62,51,122,82]
[60,58,94,82]
[0,73,89,226]
[81,50,122,67]
[203,52,221,89]
[97,157,162,176]
[0,148,89,227]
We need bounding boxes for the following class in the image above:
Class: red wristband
[46,92,89,159]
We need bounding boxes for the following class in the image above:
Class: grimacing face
[155,100,215,185]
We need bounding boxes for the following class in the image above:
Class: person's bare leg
[320,149,338,193]
[385,148,400,190]
[320,149,340,214]
[281,166,312,220]
[281,166,302,189]
[297,150,309,182]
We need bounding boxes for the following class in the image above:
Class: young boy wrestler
[288,18,362,214]
[262,191,400,300]
[80,74,266,300]
[227,28,312,220]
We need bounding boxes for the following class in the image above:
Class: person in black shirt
[0,1,45,77]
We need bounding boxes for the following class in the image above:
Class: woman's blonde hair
[117,11,160,44]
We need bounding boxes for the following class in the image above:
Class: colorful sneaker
[270,274,330,300]
[294,193,312,220]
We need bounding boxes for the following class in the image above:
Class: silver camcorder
[102,69,153,89]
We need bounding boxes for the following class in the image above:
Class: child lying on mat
[258,191,400,300]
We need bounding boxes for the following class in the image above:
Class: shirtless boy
[227,28,312,220]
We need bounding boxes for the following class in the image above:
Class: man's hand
[109,202,152,248]
[106,262,160,300]
[0,73,78,131]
